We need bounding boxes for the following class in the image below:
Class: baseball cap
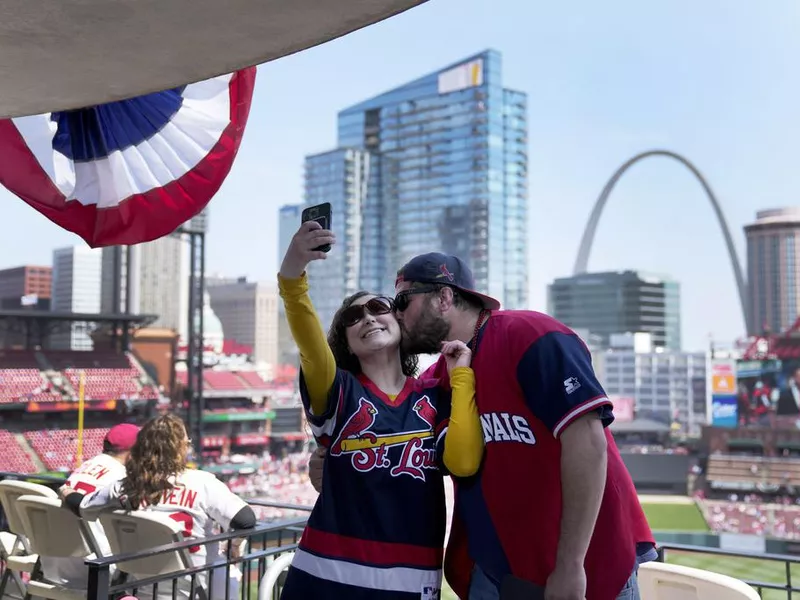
[104,423,140,452]
[396,252,501,310]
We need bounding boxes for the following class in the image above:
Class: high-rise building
[0,265,51,310]
[206,276,279,367]
[598,333,706,433]
[304,149,373,328]
[548,270,681,351]
[278,204,304,365]
[51,246,102,349]
[745,208,800,335]
[302,50,528,327]
[101,235,187,334]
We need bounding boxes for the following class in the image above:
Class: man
[45,423,139,590]
[777,368,800,416]
[394,253,654,600]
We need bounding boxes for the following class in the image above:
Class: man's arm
[555,412,607,568]
[515,326,614,598]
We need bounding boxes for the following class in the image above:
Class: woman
[73,415,256,599]
[278,220,484,600]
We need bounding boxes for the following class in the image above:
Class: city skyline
[0,0,796,350]
[299,50,528,328]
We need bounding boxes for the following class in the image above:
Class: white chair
[99,510,208,600]
[638,561,761,600]
[0,480,58,597]
[258,552,294,600]
[15,494,104,600]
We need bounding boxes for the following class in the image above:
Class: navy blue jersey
[280,369,451,600]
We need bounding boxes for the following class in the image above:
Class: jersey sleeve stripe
[301,526,443,569]
[308,385,344,439]
[291,548,442,594]
[552,395,611,438]
[436,425,448,447]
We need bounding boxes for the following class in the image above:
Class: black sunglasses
[394,286,439,312]
[341,297,395,328]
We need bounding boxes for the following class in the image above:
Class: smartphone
[500,575,545,600]
[301,202,332,253]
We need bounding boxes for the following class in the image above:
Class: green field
[642,500,795,599]
[640,502,709,531]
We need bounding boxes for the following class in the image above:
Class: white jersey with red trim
[81,468,248,565]
[41,453,126,590]
[66,452,127,494]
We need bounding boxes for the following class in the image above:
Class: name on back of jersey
[71,463,112,481]
[330,396,439,481]
[480,412,536,445]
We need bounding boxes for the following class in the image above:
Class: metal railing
[85,515,307,600]
[658,543,800,599]
[0,470,313,600]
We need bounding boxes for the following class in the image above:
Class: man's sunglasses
[341,297,395,328]
[394,286,439,312]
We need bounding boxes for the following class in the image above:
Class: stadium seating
[0,351,53,404]
[204,371,247,391]
[25,428,107,472]
[707,454,800,488]
[0,431,39,474]
[176,369,274,393]
[235,371,270,389]
[703,499,800,539]
[46,352,154,401]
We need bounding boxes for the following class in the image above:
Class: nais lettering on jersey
[480,412,536,445]
[329,396,439,481]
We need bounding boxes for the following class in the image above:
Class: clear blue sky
[1,0,797,351]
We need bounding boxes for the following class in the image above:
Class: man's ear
[438,286,456,312]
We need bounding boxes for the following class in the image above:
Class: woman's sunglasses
[393,286,438,312]
[342,297,395,328]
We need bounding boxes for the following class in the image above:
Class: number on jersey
[169,511,200,553]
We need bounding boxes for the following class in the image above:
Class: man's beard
[401,309,450,354]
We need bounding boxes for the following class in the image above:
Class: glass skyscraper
[302,50,528,327]
[547,270,682,351]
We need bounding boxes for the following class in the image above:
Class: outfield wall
[655,531,799,556]
[621,452,690,495]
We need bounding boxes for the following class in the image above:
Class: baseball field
[440,496,798,599]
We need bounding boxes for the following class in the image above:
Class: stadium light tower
[176,210,208,465]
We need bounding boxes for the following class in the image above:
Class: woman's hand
[441,340,472,375]
[279,221,336,279]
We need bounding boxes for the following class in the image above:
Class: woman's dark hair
[122,414,188,509]
[327,290,418,377]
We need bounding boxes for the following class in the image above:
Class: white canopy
[0,0,426,118]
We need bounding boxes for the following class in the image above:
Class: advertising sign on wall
[708,358,738,428]
[609,395,635,422]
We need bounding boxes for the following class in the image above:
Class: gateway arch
[572,149,750,333]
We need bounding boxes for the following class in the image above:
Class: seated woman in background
[277,220,484,600]
[70,414,256,599]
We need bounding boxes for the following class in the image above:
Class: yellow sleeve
[442,366,484,477]
[277,272,337,416]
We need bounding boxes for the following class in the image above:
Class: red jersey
[437,311,654,600]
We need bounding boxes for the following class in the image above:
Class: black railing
[658,542,800,599]
[85,515,308,600]
[0,470,313,599]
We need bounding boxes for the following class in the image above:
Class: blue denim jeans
[467,564,640,600]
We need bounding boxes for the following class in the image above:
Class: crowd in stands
[225,451,317,520]
[702,498,800,539]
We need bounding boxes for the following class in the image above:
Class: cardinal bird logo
[412,396,437,429]
[438,264,455,282]
[330,398,378,456]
